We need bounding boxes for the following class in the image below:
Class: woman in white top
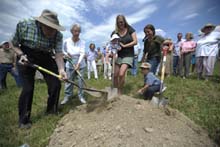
[196,23,220,80]
[61,24,86,104]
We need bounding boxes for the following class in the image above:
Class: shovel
[25,62,108,100]
[105,52,118,100]
[150,45,169,107]
[64,56,87,87]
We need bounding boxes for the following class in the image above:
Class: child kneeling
[137,62,161,100]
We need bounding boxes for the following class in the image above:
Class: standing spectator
[86,43,98,80]
[137,62,161,100]
[61,24,86,105]
[141,24,164,74]
[131,42,141,76]
[112,15,137,95]
[196,24,220,80]
[0,41,21,89]
[102,45,112,80]
[96,47,103,74]
[173,33,184,76]
[11,9,67,128]
[179,32,196,79]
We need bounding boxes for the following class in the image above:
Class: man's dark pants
[18,46,61,124]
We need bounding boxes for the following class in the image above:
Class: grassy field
[0,62,220,147]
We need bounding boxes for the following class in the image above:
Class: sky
[0,0,219,51]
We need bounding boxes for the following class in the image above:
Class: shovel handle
[33,64,62,79]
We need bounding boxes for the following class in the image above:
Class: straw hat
[201,23,215,33]
[33,9,65,31]
[140,62,151,69]
[110,34,120,41]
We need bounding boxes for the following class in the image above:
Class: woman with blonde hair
[111,15,137,95]
[179,32,196,78]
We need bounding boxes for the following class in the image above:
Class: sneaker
[109,77,112,80]
[79,96,86,104]
[60,97,69,105]
[162,86,167,92]
[19,122,32,129]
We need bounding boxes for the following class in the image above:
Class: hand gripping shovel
[64,56,87,87]
[26,62,108,100]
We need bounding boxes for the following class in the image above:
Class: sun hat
[201,23,215,33]
[140,62,151,69]
[33,9,65,31]
[0,41,9,46]
[110,34,120,41]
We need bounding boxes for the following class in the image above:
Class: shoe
[162,86,167,92]
[109,77,112,80]
[60,97,69,105]
[79,96,86,104]
[19,122,32,129]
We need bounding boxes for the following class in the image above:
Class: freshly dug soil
[48,95,216,147]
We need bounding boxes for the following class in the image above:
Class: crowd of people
[0,9,219,129]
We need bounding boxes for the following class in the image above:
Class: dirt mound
[48,95,216,147]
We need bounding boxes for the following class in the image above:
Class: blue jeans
[143,84,160,100]
[0,63,22,89]
[64,67,85,99]
[173,56,180,76]
[131,56,138,76]
[147,57,160,74]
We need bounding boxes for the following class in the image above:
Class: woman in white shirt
[196,23,220,80]
[61,24,86,104]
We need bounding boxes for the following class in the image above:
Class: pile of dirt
[48,95,216,147]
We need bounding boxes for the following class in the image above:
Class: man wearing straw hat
[11,9,67,129]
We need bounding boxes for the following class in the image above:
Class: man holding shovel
[11,9,67,129]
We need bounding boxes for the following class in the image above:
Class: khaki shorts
[115,57,133,67]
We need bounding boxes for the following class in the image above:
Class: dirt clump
[48,95,216,147]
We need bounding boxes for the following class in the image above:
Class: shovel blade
[150,96,168,107]
[105,87,118,100]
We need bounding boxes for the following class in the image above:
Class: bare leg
[114,64,120,88]
[118,64,128,95]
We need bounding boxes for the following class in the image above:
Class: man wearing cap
[11,9,67,128]
[0,41,21,89]
[137,62,161,100]
[196,23,220,80]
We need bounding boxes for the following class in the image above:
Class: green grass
[0,62,220,147]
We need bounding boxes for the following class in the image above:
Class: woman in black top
[112,15,137,95]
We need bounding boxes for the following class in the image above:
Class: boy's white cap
[110,34,120,41]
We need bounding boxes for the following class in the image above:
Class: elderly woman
[196,23,220,80]
[61,24,86,104]
[179,32,196,79]
[112,15,137,95]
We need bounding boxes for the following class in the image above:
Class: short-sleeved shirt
[63,37,86,69]
[180,40,196,53]
[143,35,164,59]
[173,39,185,56]
[12,19,63,53]
[144,72,161,86]
[0,48,15,64]
[113,26,135,58]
